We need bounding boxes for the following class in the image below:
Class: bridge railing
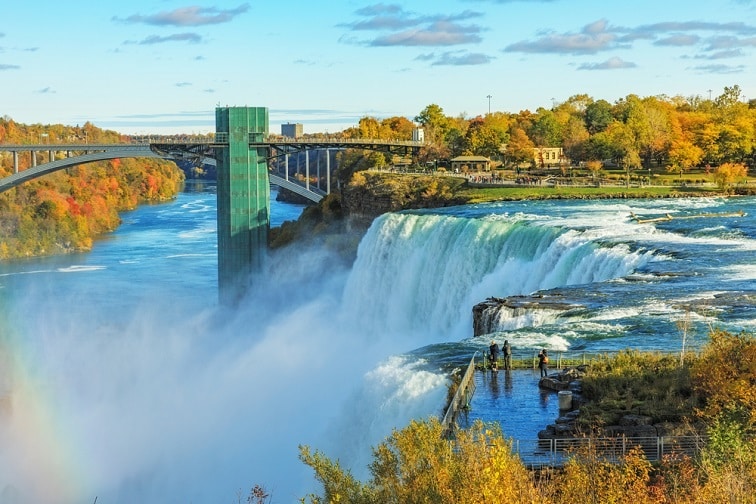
[262,136,425,147]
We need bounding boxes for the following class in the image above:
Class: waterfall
[341,211,650,341]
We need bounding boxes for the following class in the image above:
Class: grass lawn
[458,184,722,204]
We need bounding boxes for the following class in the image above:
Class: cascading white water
[342,212,651,340]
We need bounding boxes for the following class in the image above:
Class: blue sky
[2,0,755,135]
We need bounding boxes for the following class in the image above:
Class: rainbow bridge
[0,106,424,303]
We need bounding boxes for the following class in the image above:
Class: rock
[604,425,658,438]
[472,294,582,336]
[619,414,653,426]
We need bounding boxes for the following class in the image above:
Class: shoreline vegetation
[0,119,184,260]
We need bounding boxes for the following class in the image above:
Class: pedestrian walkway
[456,369,560,440]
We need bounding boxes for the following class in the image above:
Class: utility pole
[486,94,492,114]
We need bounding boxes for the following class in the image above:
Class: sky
[1,0,755,136]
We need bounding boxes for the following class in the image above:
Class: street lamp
[486,94,492,114]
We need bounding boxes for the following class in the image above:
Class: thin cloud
[691,63,746,74]
[0,63,20,70]
[466,0,557,2]
[371,21,483,46]
[125,33,203,45]
[430,51,494,65]
[341,5,485,47]
[507,17,756,61]
[175,82,192,87]
[36,87,55,94]
[115,4,249,27]
[627,21,756,38]
[694,48,744,59]
[655,34,700,46]
[505,19,619,55]
[578,56,636,70]
[704,35,756,50]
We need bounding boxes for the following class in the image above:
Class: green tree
[584,99,614,134]
[529,108,563,147]
[415,104,451,145]
[562,116,590,165]
[604,121,641,187]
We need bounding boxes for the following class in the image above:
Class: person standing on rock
[502,340,512,370]
[489,340,500,371]
[538,349,549,377]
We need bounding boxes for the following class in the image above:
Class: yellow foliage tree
[713,162,748,189]
[300,419,538,503]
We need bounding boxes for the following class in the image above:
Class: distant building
[412,128,425,143]
[281,123,303,138]
[533,147,567,167]
[450,155,491,173]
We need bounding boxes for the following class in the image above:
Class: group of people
[488,340,512,371]
[488,340,550,378]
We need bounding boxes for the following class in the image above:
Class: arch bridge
[0,138,421,202]
[0,106,424,303]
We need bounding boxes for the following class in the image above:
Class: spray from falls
[0,207,651,502]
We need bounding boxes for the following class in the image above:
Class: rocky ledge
[472,294,581,337]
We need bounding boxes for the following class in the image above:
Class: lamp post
[486,94,492,114]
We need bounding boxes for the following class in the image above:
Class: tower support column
[215,106,270,305]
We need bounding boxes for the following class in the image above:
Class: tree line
[335,85,753,186]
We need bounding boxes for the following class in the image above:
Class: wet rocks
[472,294,581,336]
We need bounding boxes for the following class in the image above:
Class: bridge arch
[0,144,329,203]
[0,145,161,194]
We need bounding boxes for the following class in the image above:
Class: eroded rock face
[472,295,581,336]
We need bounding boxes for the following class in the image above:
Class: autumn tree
[562,115,590,165]
[381,116,416,140]
[300,419,538,504]
[464,116,506,159]
[503,127,534,168]
[667,139,703,180]
[713,162,748,189]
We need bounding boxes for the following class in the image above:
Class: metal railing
[511,435,703,468]
[441,353,478,438]
[480,349,685,372]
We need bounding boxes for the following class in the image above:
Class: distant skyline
[2,0,755,135]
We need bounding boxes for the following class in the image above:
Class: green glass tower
[215,106,270,304]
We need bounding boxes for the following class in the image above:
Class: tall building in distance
[412,128,424,143]
[281,122,303,138]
